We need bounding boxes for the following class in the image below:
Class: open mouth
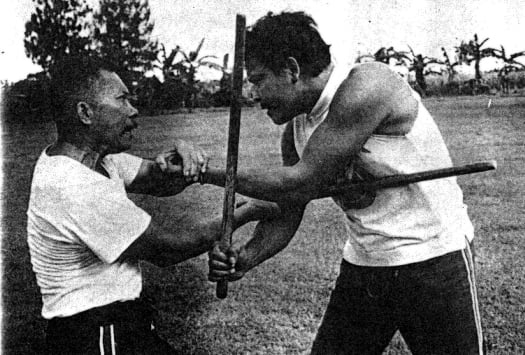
[121,126,135,139]
[261,103,278,116]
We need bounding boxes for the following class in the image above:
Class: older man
[26,55,267,354]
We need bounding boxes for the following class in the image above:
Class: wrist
[236,245,253,272]
[198,169,209,185]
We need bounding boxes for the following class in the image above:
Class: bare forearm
[204,166,317,204]
[128,159,191,196]
[147,201,282,267]
[139,220,220,267]
[232,199,282,225]
[238,204,305,272]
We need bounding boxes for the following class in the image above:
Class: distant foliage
[2,72,52,123]
[456,34,493,81]
[24,0,95,72]
[406,46,441,97]
[16,3,525,120]
[94,0,158,85]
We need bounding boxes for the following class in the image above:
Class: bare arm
[119,218,219,267]
[204,64,396,204]
[118,197,281,267]
[127,158,190,196]
[127,139,208,196]
[209,122,307,280]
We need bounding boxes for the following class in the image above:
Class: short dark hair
[49,55,116,122]
[246,11,331,77]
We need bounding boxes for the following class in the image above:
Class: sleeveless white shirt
[293,64,474,266]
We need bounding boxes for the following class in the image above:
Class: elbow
[195,220,220,250]
[278,171,319,205]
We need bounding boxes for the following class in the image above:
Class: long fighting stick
[216,14,246,299]
[317,160,497,198]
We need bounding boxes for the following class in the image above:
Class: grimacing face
[247,61,303,125]
[88,70,139,153]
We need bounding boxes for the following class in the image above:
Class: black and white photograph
[1,0,524,354]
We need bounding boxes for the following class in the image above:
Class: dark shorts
[311,242,485,355]
[45,300,175,355]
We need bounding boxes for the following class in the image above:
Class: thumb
[155,155,168,172]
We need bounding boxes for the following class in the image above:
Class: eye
[117,94,132,103]
[249,74,265,85]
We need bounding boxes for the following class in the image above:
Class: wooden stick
[317,160,497,198]
[216,14,246,299]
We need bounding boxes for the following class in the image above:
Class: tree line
[3,0,525,123]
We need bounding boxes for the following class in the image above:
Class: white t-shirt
[27,149,151,319]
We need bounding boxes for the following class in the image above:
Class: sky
[1,0,524,83]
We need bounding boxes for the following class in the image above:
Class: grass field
[2,96,524,354]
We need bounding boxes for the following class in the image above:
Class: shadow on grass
[2,122,55,354]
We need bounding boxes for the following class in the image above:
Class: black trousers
[46,300,175,354]
[311,243,485,355]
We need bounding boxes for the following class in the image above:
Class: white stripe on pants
[461,241,484,355]
[99,324,116,355]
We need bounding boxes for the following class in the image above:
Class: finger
[178,150,191,177]
[226,273,245,282]
[190,157,200,181]
[209,268,234,277]
[208,273,231,282]
[192,152,205,182]
[235,199,248,208]
[208,259,232,270]
[155,155,167,172]
[201,155,210,174]
[197,152,205,166]
[166,162,182,175]
[209,244,228,260]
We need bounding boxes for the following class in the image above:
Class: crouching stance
[26,56,265,354]
[205,12,485,355]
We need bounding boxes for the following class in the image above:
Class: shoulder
[331,62,417,125]
[341,62,408,101]
[103,152,144,185]
[104,152,143,169]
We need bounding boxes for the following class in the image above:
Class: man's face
[88,70,139,153]
[247,60,302,125]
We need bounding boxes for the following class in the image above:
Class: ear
[76,102,93,125]
[286,57,300,84]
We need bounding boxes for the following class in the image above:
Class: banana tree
[439,47,460,83]
[373,46,410,65]
[406,46,441,96]
[156,39,222,111]
[455,34,493,81]
[484,46,525,94]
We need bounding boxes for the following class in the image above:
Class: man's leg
[46,300,175,355]
[113,322,175,354]
[396,243,484,355]
[310,260,397,355]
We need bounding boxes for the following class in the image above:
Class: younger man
[203,11,484,354]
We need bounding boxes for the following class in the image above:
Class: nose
[250,87,261,104]
[128,102,139,118]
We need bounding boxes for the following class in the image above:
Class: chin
[111,142,131,154]
[267,110,292,125]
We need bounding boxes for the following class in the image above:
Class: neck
[48,139,105,170]
[299,63,335,114]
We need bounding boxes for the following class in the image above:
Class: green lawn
[2,96,524,354]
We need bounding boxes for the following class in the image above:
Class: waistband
[47,300,154,329]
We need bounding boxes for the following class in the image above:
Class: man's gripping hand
[208,243,248,282]
[156,139,209,183]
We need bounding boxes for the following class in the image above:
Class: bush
[3,73,53,123]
